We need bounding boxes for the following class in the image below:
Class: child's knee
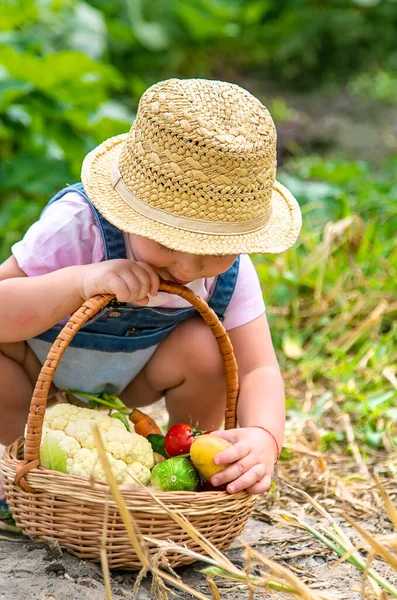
[174,318,224,378]
[0,341,26,365]
[0,341,43,387]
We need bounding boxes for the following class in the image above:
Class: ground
[0,484,396,600]
[0,517,384,600]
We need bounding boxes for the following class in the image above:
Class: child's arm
[209,313,285,494]
[0,256,160,343]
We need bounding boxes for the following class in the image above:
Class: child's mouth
[156,269,192,285]
[168,275,191,285]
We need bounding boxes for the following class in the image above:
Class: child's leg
[121,318,227,430]
[0,341,44,445]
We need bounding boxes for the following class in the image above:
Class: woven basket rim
[2,438,256,512]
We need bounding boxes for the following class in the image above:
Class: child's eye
[157,243,175,253]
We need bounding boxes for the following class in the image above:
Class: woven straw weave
[82,78,302,255]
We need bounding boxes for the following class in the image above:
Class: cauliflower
[41,404,154,487]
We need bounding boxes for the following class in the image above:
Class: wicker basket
[1,282,256,569]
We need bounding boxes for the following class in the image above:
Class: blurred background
[0,0,396,450]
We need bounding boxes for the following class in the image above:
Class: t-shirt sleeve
[222,254,266,331]
[12,191,104,276]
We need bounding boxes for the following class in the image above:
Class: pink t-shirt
[12,192,265,330]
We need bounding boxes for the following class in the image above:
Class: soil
[1,500,395,599]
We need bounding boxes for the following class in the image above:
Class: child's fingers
[135,262,160,296]
[213,440,250,466]
[133,297,149,306]
[209,429,239,444]
[246,474,271,495]
[211,453,256,487]
[126,267,152,301]
[225,463,266,494]
[107,274,131,303]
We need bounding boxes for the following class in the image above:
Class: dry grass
[255,426,397,599]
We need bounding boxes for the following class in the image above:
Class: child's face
[130,235,237,284]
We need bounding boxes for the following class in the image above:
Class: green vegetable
[147,433,168,458]
[0,506,16,527]
[40,435,67,473]
[150,457,199,492]
[110,411,131,432]
[66,390,130,414]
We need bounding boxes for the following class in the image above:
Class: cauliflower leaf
[40,434,67,473]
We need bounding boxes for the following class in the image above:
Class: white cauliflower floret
[41,427,81,458]
[92,452,128,484]
[64,419,97,449]
[44,403,81,431]
[67,448,97,479]
[124,462,151,486]
[41,404,154,487]
[102,427,154,469]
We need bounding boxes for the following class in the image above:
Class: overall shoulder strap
[46,183,127,260]
[207,255,240,318]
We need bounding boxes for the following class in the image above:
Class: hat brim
[82,134,302,255]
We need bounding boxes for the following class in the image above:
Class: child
[0,78,301,497]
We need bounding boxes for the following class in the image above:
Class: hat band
[111,162,273,235]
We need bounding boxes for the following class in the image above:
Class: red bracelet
[250,426,280,464]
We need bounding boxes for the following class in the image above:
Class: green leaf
[0,0,37,31]
[0,77,33,110]
[366,390,396,411]
[40,435,67,473]
[110,412,131,432]
[352,0,381,6]
[133,21,170,51]
[0,506,16,526]
[66,2,107,60]
[147,434,168,458]
[363,428,383,449]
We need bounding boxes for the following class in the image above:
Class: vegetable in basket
[151,457,200,492]
[67,390,162,438]
[129,408,162,436]
[190,434,232,482]
[147,433,168,458]
[39,404,154,486]
[164,422,211,457]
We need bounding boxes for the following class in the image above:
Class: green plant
[253,156,397,449]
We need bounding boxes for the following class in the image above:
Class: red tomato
[164,424,196,457]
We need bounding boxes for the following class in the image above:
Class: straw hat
[82,78,301,255]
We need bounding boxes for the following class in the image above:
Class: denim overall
[27,183,240,393]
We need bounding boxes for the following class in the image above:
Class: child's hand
[81,259,160,305]
[209,427,278,495]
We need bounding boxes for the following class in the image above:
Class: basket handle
[16,282,239,492]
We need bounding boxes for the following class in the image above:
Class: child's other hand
[209,427,278,495]
[81,259,160,305]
